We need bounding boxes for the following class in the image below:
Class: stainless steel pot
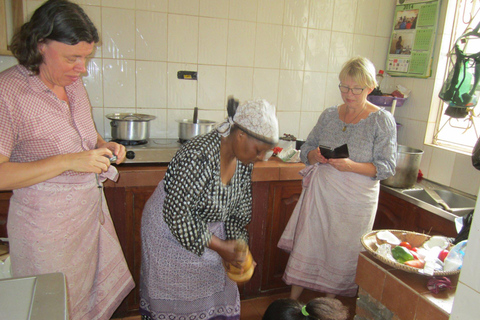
[381,145,424,188]
[106,113,156,141]
[177,119,216,141]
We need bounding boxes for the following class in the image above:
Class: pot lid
[177,119,216,124]
[106,113,156,121]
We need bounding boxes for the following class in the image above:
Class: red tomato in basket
[438,249,449,262]
[400,241,412,250]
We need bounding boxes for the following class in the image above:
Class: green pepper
[392,246,414,263]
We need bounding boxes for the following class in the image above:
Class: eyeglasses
[338,84,365,95]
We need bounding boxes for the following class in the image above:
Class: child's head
[262,297,349,320]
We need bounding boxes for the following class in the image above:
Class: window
[434,0,480,152]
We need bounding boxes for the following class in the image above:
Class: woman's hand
[328,158,353,172]
[96,141,126,164]
[208,236,247,269]
[308,148,328,164]
[64,148,115,174]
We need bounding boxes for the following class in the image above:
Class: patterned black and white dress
[139,130,253,320]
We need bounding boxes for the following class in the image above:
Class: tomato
[438,249,449,262]
[410,247,418,252]
[409,250,420,260]
[400,242,412,250]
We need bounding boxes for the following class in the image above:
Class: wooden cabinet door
[414,207,457,237]
[261,181,302,292]
[373,190,416,231]
[0,191,12,237]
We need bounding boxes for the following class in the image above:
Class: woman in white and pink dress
[0,1,134,319]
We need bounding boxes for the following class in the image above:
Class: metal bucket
[381,145,424,189]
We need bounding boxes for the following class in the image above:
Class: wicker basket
[361,230,460,276]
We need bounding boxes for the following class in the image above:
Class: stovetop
[116,138,183,163]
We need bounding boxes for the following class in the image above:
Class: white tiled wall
[6,0,396,141]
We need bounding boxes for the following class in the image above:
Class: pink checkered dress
[0,65,134,320]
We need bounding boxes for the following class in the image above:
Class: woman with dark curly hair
[262,297,349,320]
[0,1,134,319]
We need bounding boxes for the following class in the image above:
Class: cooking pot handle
[110,120,117,127]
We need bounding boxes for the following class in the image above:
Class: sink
[402,188,476,216]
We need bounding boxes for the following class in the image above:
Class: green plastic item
[392,246,414,264]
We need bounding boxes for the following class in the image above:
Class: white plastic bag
[277,146,301,163]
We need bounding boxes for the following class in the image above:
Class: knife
[424,188,453,212]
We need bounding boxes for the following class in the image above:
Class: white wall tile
[136,0,168,12]
[450,153,480,195]
[325,73,342,108]
[229,0,257,22]
[302,71,327,112]
[103,59,136,108]
[0,56,18,72]
[225,67,254,102]
[136,61,167,109]
[253,68,280,106]
[376,0,396,37]
[136,11,168,61]
[372,36,390,71]
[92,107,105,137]
[227,21,256,67]
[277,70,303,111]
[277,111,301,138]
[81,5,102,58]
[197,65,226,110]
[102,8,135,59]
[198,17,228,65]
[299,111,322,140]
[281,26,307,70]
[332,0,357,33]
[355,0,379,36]
[258,0,284,25]
[328,32,354,73]
[167,63,198,109]
[83,58,103,107]
[305,29,331,72]
[169,0,200,15]
[428,147,456,186]
[283,0,309,27]
[255,23,282,69]
[200,0,229,18]
[308,0,334,30]
[168,15,199,63]
[352,35,375,62]
[102,0,134,9]
[72,0,101,5]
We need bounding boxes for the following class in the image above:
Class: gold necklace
[342,104,366,132]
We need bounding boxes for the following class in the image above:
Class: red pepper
[405,259,425,268]
[400,241,412,250]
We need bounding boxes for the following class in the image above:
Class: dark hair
[262,298,349,320]
[10,0,99,74]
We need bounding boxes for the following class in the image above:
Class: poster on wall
[386,0,440,78]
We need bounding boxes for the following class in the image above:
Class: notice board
[386,0,440,78]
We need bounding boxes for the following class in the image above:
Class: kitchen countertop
[105,156,306,188]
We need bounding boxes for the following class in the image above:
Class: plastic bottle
[381,72,395,95]
[375,70,384,91]
[443,240,467,272]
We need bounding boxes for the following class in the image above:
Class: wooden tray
[361,229,460,276]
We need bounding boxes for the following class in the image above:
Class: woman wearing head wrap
[139,98,279,320]
[278,57,397,300]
